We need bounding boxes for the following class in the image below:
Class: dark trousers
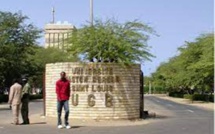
[57,100,69,126]
[21,98,29,124]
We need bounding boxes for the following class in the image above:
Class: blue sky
[0,0,213,76]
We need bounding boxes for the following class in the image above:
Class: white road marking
[187,109,194,113]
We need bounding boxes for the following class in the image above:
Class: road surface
[0,96,213,134]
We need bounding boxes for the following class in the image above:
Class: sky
[0,0,213,76]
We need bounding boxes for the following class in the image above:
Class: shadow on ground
[144,112,171,120]
[71,126,83,129]
[28,122,47,125]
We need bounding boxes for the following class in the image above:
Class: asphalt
[0,96,214,134]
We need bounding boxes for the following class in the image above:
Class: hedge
[169,92,185,98]
[184,94,214,102]
[183,94,193,100]
[0,94,8,103]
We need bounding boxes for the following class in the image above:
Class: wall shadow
[28,122,47,125]
[112,65,141,120]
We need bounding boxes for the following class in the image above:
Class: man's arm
[26,83,31,94]
[22,85,27,95]
[68,82,71,97]
[8,86,14,104]
[56,81,60,101]
[22,84,29,99]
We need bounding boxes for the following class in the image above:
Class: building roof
[45,21,75,30]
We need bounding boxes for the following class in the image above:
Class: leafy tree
[31,47,78,67]
[152,33,214,94]
[0,11,41,87]
[179,34,214,93]
[28,47,79,88]
[67,19,156,64]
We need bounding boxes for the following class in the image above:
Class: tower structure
[44,22,75,49]
[44,7,75,49]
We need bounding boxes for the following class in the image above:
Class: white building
[44,21,75,49]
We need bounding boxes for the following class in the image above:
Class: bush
[144,86,149,94]
[169,92,184,98]
[0,94,8,103]
[209,95,214,102]
[184,94,193,100]
[183,94,214,102]
[193,94,207,101]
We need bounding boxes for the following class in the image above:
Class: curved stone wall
[45,62,141,120]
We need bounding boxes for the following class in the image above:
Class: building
[44,21,75,49]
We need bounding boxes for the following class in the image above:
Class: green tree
[28,47,79,88]
[0,11,41,87]
[178,34,214,93]
[67,19,156,64]
[152,33,214,94]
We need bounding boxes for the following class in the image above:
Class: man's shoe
[21,121,30,125]
[58,125,63,129]
[66,125,71,129]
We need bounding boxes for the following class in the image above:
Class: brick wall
[45,62,141,120]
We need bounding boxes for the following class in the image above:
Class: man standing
[8,78,22,125]
[56,71,71,129]
[21,78,31,125]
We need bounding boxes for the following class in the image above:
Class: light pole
[52,7,55,23]
[90,0,93,26]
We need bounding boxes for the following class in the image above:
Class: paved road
[144,96,214,134]
[0,96,213,134]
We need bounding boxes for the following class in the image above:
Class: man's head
[12,78,19,84]
[60,71,66,80]
[22,78,28,85]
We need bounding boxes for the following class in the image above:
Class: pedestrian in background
[21,78,31,125]
[8,78,22,125]
[56,71,71,129]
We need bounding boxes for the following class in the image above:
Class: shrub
[144,86,149,94]
[169,92,184,98]
[209,95,214,102]
[184,94,193,100]
[183,94,214,102]
[0,94,8,103]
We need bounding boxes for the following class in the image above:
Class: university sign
[69,67,119,108]
[45,63,141,120]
